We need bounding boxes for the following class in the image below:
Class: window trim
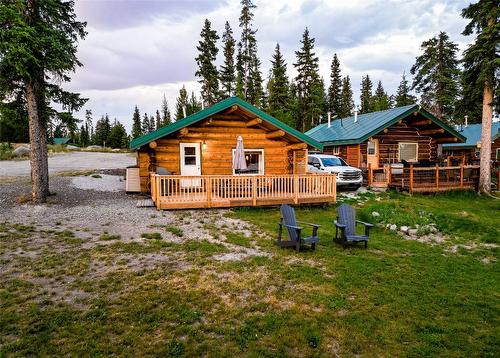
[367,140,377,156]
[496,148,500,160]
[398,142,418,162]
[231,148,265,175]
[331,146,341,155]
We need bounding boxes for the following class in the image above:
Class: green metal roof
[130,96,323,150]
[442,122,500,149]
[305,105,465,145]
[53,137,70,145]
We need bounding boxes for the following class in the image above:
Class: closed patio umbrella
[232,136,247,172]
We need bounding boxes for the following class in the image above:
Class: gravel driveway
[0,152,136,177]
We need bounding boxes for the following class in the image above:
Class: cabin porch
[149,173,336,210]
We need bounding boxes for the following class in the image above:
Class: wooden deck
[365,164,480,193]
[150,174,336,210]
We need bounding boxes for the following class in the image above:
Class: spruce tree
[267,43,292,125]
[155,110,162,130]
[195,19,219,106]
[294,28,323,131]
[220,21,236,98]
[372,81,391,111]
[188,92,202,114]
[94,115,111,146]
[141,113,150,134]
[0,0,87,202]
[132,106,142,139]
[395,72,416,107]
[461,0,499,193]
[248,55,263,107]
[339,76,354,117]
[175,86,189,120]
[107,121,127,149]
[410,31,460,120]
[359,75,373,113]
[328,54,343,118]
[238,0,259,101]
[161,95,172,126]
[235,48,245,99]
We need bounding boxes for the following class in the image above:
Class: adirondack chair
[334,204,373,248]
[277,204,320,252]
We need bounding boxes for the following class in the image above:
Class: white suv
[307,154,363,189]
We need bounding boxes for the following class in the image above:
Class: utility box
[126,166,141,193]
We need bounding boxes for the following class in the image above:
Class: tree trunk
[26,81,49,203]
[478,80,493,194]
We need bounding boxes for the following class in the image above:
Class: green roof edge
[318,105,465,146]
[130,97,323,150]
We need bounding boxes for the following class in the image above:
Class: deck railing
[150,173,336,209]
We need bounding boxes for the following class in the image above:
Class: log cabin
[442,122,500,165]
[129,97,337,209]
[306,104,466,169]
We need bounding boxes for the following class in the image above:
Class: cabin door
[367,139,379,169]
[180,143,201,188]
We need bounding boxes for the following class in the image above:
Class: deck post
[409,164,414,193]
[387,165,392,186]
[367,163,372,186]
[252,176,257,206]
[294,175,299,204]
[156,175,161,210]
[435,164,439,191]
[206,177,212,208]
[460,163,464,188]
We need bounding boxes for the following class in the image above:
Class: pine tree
[294,28,323,131]
[188,92,202,114]
[461,0,499,193]
[175,86,189,120]
[141,113,150,134]
[220,21,236,98]
[238,0,259,101]
[372,81,391,111]
[107,121,128,149]
[155,110,162,130]
[327,54,343,118]
[410,31,460,120]
[248,55,263,106]
[339,76,354,117]
[267,43,292,125]
[132,106,142,139]
[161,95,172,126]
[235,48,245,99]
[395,72,416,107]
[94,115,111,146]
[195,19,219,106]
[359,75,373,113]
[0,0,87,202]
[149,115,155,133]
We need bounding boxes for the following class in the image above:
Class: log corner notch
[226,105,239,114]
[419,128,445,135]
[149,140,157,149]
[287,142,307,150]
[179,128,189,136]
[266,130,285,139]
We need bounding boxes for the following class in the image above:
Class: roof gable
[305,105,465,145]
[130,97,323,150]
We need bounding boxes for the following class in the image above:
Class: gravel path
[0,152,136,177]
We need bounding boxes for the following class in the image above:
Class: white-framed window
[232,149,264,175]
[367,140,377,156]
[331,146,341,155]
[398,142,418,162]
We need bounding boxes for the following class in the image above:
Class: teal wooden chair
[277,204,320,252]
[334,204,373,248]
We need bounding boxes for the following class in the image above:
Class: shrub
[0,143,14,160]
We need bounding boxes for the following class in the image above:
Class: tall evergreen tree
[327,54,343,118]
[235,48,245,99]
[0,0,87,202]
[141,113,150,134]
[372,81,391,111]
[175,86,189,120]
[395,72,417,107]
[132,106,142,139]
[267,43,292,125]
[188,92,202,114]
[359,75,373,113]
[248,55,263,106]
[107,121,128,149]
[238,0,259,101]
[94,114,111,146]
[155,110,162,130]
[294,28,323,131]
[410,31,460,120]
[149,115,155,133]
[461,0,499,193]
[220,21,236,98]
[161,95,172,126]
[339,76,354,117]
[195,19,219,106]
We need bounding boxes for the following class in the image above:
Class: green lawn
[1,191,499,356]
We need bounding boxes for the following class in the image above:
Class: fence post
[368,163,372,186]
[387,165,392,186]
[294,175,299,204]
[252,176,257,206]
[206,176,212,208]
[156,175,161,210]
[435,164,439,191]
[460,163,464,188]
[409,164,414,193]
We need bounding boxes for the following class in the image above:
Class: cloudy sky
[68,0,473,131]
